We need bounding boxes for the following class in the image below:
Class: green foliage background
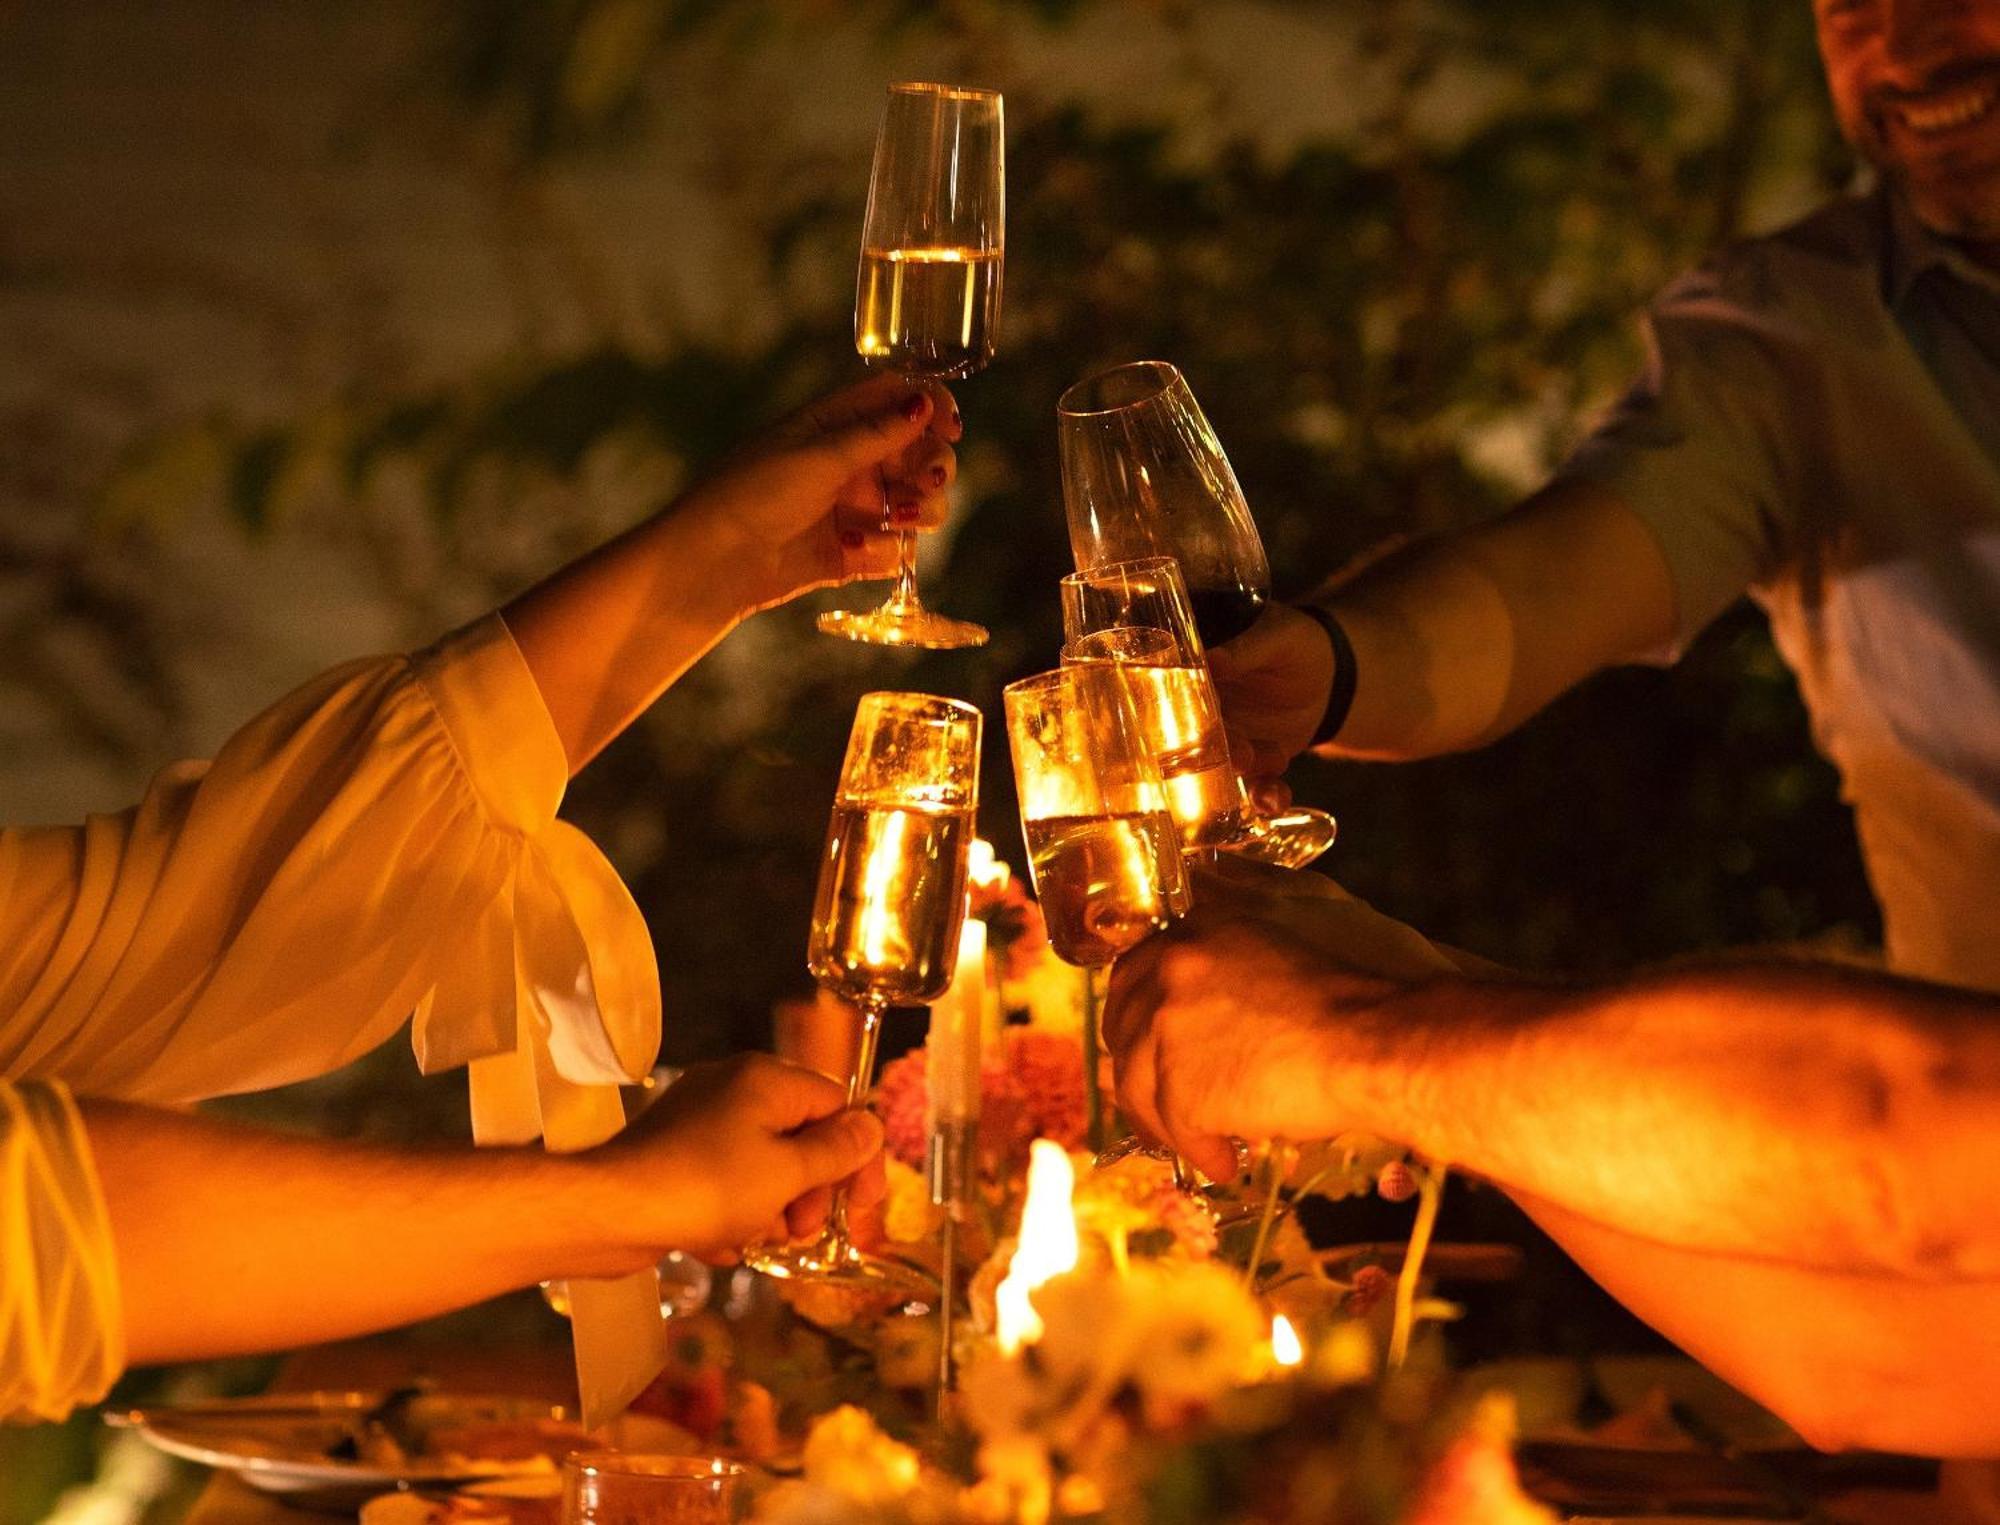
[1,0,1883,1508]
[327,0,1873,1058]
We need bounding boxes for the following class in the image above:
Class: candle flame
[857,809,911,969]
[969,836,1010,891]
[995,1140,1079,1355]
[1270,1313,1304,1368]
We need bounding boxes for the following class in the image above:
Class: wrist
[524,1147,676,1282]
[1291,603,1358,746]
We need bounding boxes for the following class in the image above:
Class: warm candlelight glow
[926,912,986,1124]
[995,1140,1080,1354]
[856,809,912,969]
[1270,1313,1304,1369]
[969,835,1010,891]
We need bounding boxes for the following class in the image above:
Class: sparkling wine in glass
[1059,566,1247,855]
[1058,361,1338,867]
[1004,666,1189,970]
[743,692,980,1290]
[820,82,1003,650]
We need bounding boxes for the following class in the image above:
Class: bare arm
[504,375,959,773]
[1105,882,2000,1281]
[87,1055,884,1364]
[1209,478,1680,776]
[1106,889,2000,1453]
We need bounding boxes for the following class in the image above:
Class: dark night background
[0,0,1879,1513]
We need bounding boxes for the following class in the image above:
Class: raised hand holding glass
[1058,362,1337,866]
[820,82,1002,650]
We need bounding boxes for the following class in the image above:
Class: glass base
[1224,805,1338,870]
[741,1235,938,1294]
[817,601,989,650]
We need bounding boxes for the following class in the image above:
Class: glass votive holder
[560,1453,747,1525]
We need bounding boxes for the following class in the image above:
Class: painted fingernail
[888,498,923,524]
[901,392,930,421]
[839,529,865,549]
[928,464,948,488]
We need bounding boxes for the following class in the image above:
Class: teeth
[1900,84,1995,133]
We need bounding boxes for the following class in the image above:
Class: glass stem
[827,996,888,1246]
[890,531,920,609]
[1082,965,1108,1155]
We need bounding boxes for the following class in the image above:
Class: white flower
[1122,1261,1268,1415]
[798,1406,923,1508]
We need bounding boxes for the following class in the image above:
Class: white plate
[111,1391,577,1509]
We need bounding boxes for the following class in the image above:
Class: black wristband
[1294,603,1357,746]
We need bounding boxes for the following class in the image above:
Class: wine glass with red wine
[1057,361,1337,869]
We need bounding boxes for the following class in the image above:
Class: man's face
[1816,0,2000,242]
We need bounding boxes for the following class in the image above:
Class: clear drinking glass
[1060,554,1334,870]
[1003,666,1190,970]
[743,692,980,1289]
[561,1453,747,1525]
[1057,361,1338,866]
[819,81,1003,650]
[1059,558,1247,857]
[1005,664,1195,1188]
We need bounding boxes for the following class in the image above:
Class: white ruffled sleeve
[0,612,660,1103]
[0,1080,122,1422]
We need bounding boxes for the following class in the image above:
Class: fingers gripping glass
[819,82,1003,650]
[743,692,980,1290]
[1057,362,1337,867]
[1059,556,1336,868]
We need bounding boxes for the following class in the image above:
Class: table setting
[116,71,1962,1525]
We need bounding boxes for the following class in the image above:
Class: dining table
[167,1329,1987,1525]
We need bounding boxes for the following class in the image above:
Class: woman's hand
[601,1053,887,1263]
[674,373,962,616]
[503,373,961,773]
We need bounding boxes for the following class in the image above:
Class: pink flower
[1346,1263,1394,1316]
[873,1049,932,1168]
[1376,1159,1418,1203]
[870,1029,1090,1176]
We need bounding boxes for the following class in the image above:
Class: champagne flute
[1057,361,1339,866]
[819,82,1003,650]
[1059,559,1246,858]
[1003,665,1190,971]
[744,692,980,1289]
[1005,664,1196,1186]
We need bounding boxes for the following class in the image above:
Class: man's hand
[1103,863,1460,1182]
[1205,603,1335,783]
[607,1054,887,1262]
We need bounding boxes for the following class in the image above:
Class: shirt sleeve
[0,614,660,1106]
[0,1080,122,1423]
[1552,261,1816,655]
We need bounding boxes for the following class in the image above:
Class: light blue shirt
[1557,191,2000,991]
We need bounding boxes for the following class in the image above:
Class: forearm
[502,505,757,774]
[1317,479,1676,759]
[86,1101,647,1364]
[1324,962,2000,1279]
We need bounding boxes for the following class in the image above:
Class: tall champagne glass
[744,692,980,1289]
[1006,664,1196,1187]
[1003,666,1189,970]
[1058,361,1339,866]
[1059,558,1246,857]
[819,82,1002,650]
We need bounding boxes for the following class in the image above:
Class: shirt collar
[1882,189,2000,307]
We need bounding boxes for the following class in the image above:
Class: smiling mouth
[1883,71,2000,138]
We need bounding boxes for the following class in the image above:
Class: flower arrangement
[748,848,1551,1523]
